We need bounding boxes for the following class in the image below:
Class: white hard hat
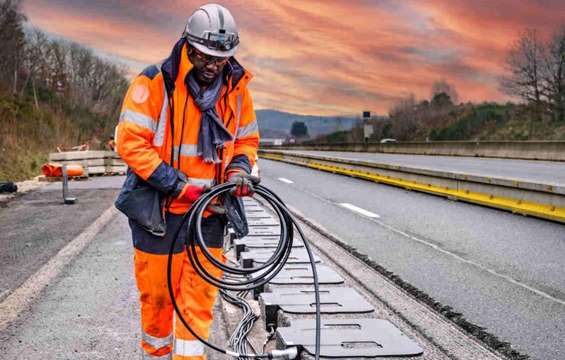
[184,3,240,58]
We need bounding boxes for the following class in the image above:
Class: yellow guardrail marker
[259,152,565,223]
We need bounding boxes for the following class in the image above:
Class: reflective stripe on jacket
[116,38,259,214]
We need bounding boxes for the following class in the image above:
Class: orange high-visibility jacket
[116,38,259,214]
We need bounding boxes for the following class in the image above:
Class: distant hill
[256,109,359,138]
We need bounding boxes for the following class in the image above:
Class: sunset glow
[23,0,565,115]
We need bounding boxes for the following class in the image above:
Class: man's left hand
[226,170,260,197]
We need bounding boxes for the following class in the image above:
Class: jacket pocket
[115,169,166,236]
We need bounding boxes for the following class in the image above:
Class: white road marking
[278,177,294,184]
[0,206,118,331]
[287,183,565,307]
[371,217,565,306]
[339,203,380,218]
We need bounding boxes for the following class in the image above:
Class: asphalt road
[277,150,565,186]
[0,176,229,359]
[0,177,123,302]
[0,214,140,359]
[258,158,565,360]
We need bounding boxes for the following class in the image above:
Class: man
[115,4,259,359]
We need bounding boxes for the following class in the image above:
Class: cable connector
[268,347,298,359]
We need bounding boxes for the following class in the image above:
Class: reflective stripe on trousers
[174,339,205,357]
[142,331,173,350]
[143,352,172,359]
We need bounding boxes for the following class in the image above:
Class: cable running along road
[166,182,321,359]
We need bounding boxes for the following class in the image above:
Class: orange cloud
[22,0,565,115]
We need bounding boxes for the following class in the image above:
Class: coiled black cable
[167,182,321,359]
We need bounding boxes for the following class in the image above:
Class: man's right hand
[178,184,207,202]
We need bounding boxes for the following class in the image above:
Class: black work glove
[226,170,260,197]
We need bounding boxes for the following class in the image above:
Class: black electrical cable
[166,182,321,359]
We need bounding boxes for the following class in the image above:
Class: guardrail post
[62,164,77,205]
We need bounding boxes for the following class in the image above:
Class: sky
[22,0,565,116]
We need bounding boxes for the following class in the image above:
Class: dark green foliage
[290,121,309,137]
[431,92,453,109]
[430,103,507,140]
[324,130,349,143]
[307,130,350,144]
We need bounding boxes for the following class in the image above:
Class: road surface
[2,165,564,359]
[0,177,229,359]
[258,158,565,360]
[276,150,565,186]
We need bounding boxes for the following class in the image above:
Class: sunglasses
[189,46,230,66]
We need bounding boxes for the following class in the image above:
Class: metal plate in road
[238,235,281,242]
[261,286,374,315]
[245,239,304,248]
[247,225,281,236]
[248,218,279,226]
[276,318,424,358]
[268,264,341,285]
[240,249,320,268]
[243,198,259,205]
[244,204,262,210]
[245,210,272,219]
[234,237,304,259]
[245,207,268,213]
[246,212,273,219]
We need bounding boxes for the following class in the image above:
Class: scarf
[186,71,233,163]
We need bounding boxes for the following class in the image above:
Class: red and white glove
[177,183,207,202]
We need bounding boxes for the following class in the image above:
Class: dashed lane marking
[278,178,294,184]
[339,203,380,218]
[264,168,565,307]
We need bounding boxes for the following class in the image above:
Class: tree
[431,79,459,104]
[431,92,454,109]
[0,0,26,94]
[290,121,309,138]
[543,25,565,122]
[20,29,50,107]
[388,94,418,140]
[501,29,546,121]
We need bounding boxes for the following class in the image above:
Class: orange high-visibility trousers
[130,214,226,360]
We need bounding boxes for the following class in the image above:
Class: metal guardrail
[260,149,565,223]
[263,140,565,161]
